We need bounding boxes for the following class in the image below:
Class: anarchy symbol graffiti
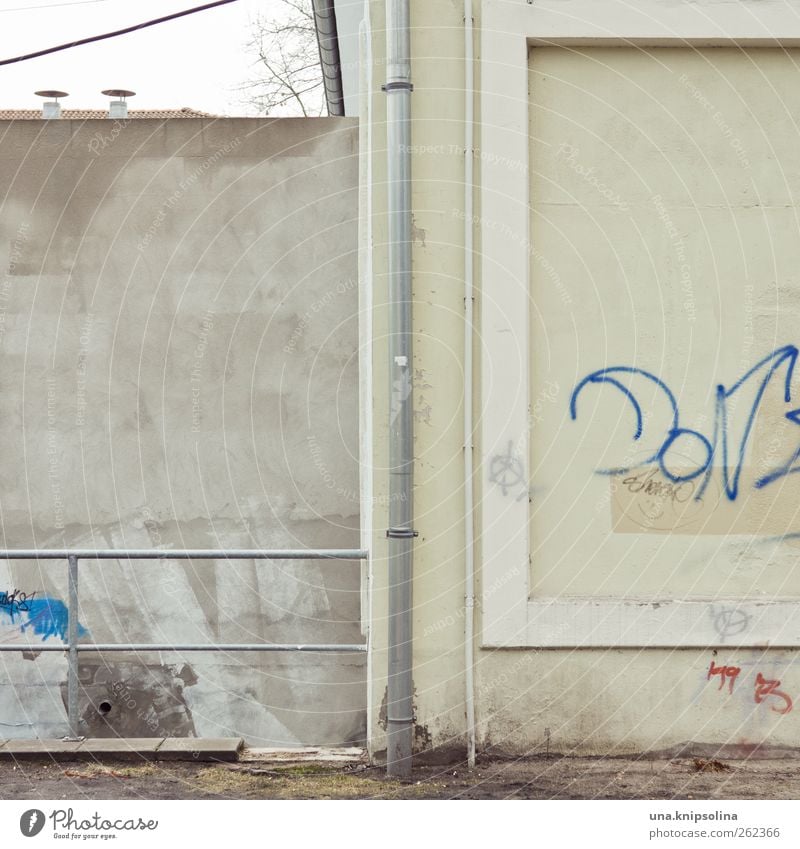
[489,440,526,497]
[710,605,750,639]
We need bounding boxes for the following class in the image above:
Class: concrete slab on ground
[241,747,367,764]
[74,739,164,761]
[0,739,84,760]
[157,738,243,762]
[0,738,244,763]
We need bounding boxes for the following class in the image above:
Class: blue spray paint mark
[0,596,87,642]
[571,345,800,501]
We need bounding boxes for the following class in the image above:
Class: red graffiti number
[707,661,741,695]
[707,661,794,714]
[754,672,793,715]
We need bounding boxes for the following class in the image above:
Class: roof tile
[0,107,216,120]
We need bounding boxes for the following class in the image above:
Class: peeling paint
[411,216,427,247]
[74,661,197,739]
[414,396,433,426]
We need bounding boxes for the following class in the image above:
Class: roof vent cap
[102,89,135,119]
[35,90,68,119]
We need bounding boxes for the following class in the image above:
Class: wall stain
[411,216,427,247]
[70,661,197,739]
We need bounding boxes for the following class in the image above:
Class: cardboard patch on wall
[611,396,800,535]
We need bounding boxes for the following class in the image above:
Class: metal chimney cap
[101,89,135,99]
[35,90,69,99]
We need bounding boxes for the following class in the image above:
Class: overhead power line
[0,0,240,67]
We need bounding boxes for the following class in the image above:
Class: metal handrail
[0,643,367,652]
[0,548,369,739]
[0,549,368,560]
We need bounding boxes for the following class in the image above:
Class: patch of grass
[193,766,445,799]
[269,763,338,776]
[62,764,159,779]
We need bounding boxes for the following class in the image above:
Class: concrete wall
[0,117,364,746]
[365,0,800,760]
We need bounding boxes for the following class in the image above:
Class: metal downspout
[384,0,415,780]
[463,0,476,771]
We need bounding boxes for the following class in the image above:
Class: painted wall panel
[529,47,800,601]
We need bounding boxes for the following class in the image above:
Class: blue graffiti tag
[0,596,88,642]
[570,345,800,501]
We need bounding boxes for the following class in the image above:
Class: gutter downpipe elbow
[312,0,345,116]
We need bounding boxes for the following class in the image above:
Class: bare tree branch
[236,0,326,117]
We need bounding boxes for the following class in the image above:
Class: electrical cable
[0,0,239,66]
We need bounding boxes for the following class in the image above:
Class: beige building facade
[359,0,800,759]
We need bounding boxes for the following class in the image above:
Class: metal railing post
[66,553,81,740]
[0,548,369,741]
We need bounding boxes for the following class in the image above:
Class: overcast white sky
[0,0,271,115]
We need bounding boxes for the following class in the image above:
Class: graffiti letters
[706,661,793,714]
[754,672,793,715]
[0,589,36,614]
[570,346,800,501]
[707,661,741,694]
[0,595,87,642]
[620,468,694,504]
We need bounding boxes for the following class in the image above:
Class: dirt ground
[0,755,798,800]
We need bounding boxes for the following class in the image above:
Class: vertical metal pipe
[385,0,414,779]
[463,0,476,771]
[66,554,81,739]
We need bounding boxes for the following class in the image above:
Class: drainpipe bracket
[382,82,414,92]
[386,527,419,539]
